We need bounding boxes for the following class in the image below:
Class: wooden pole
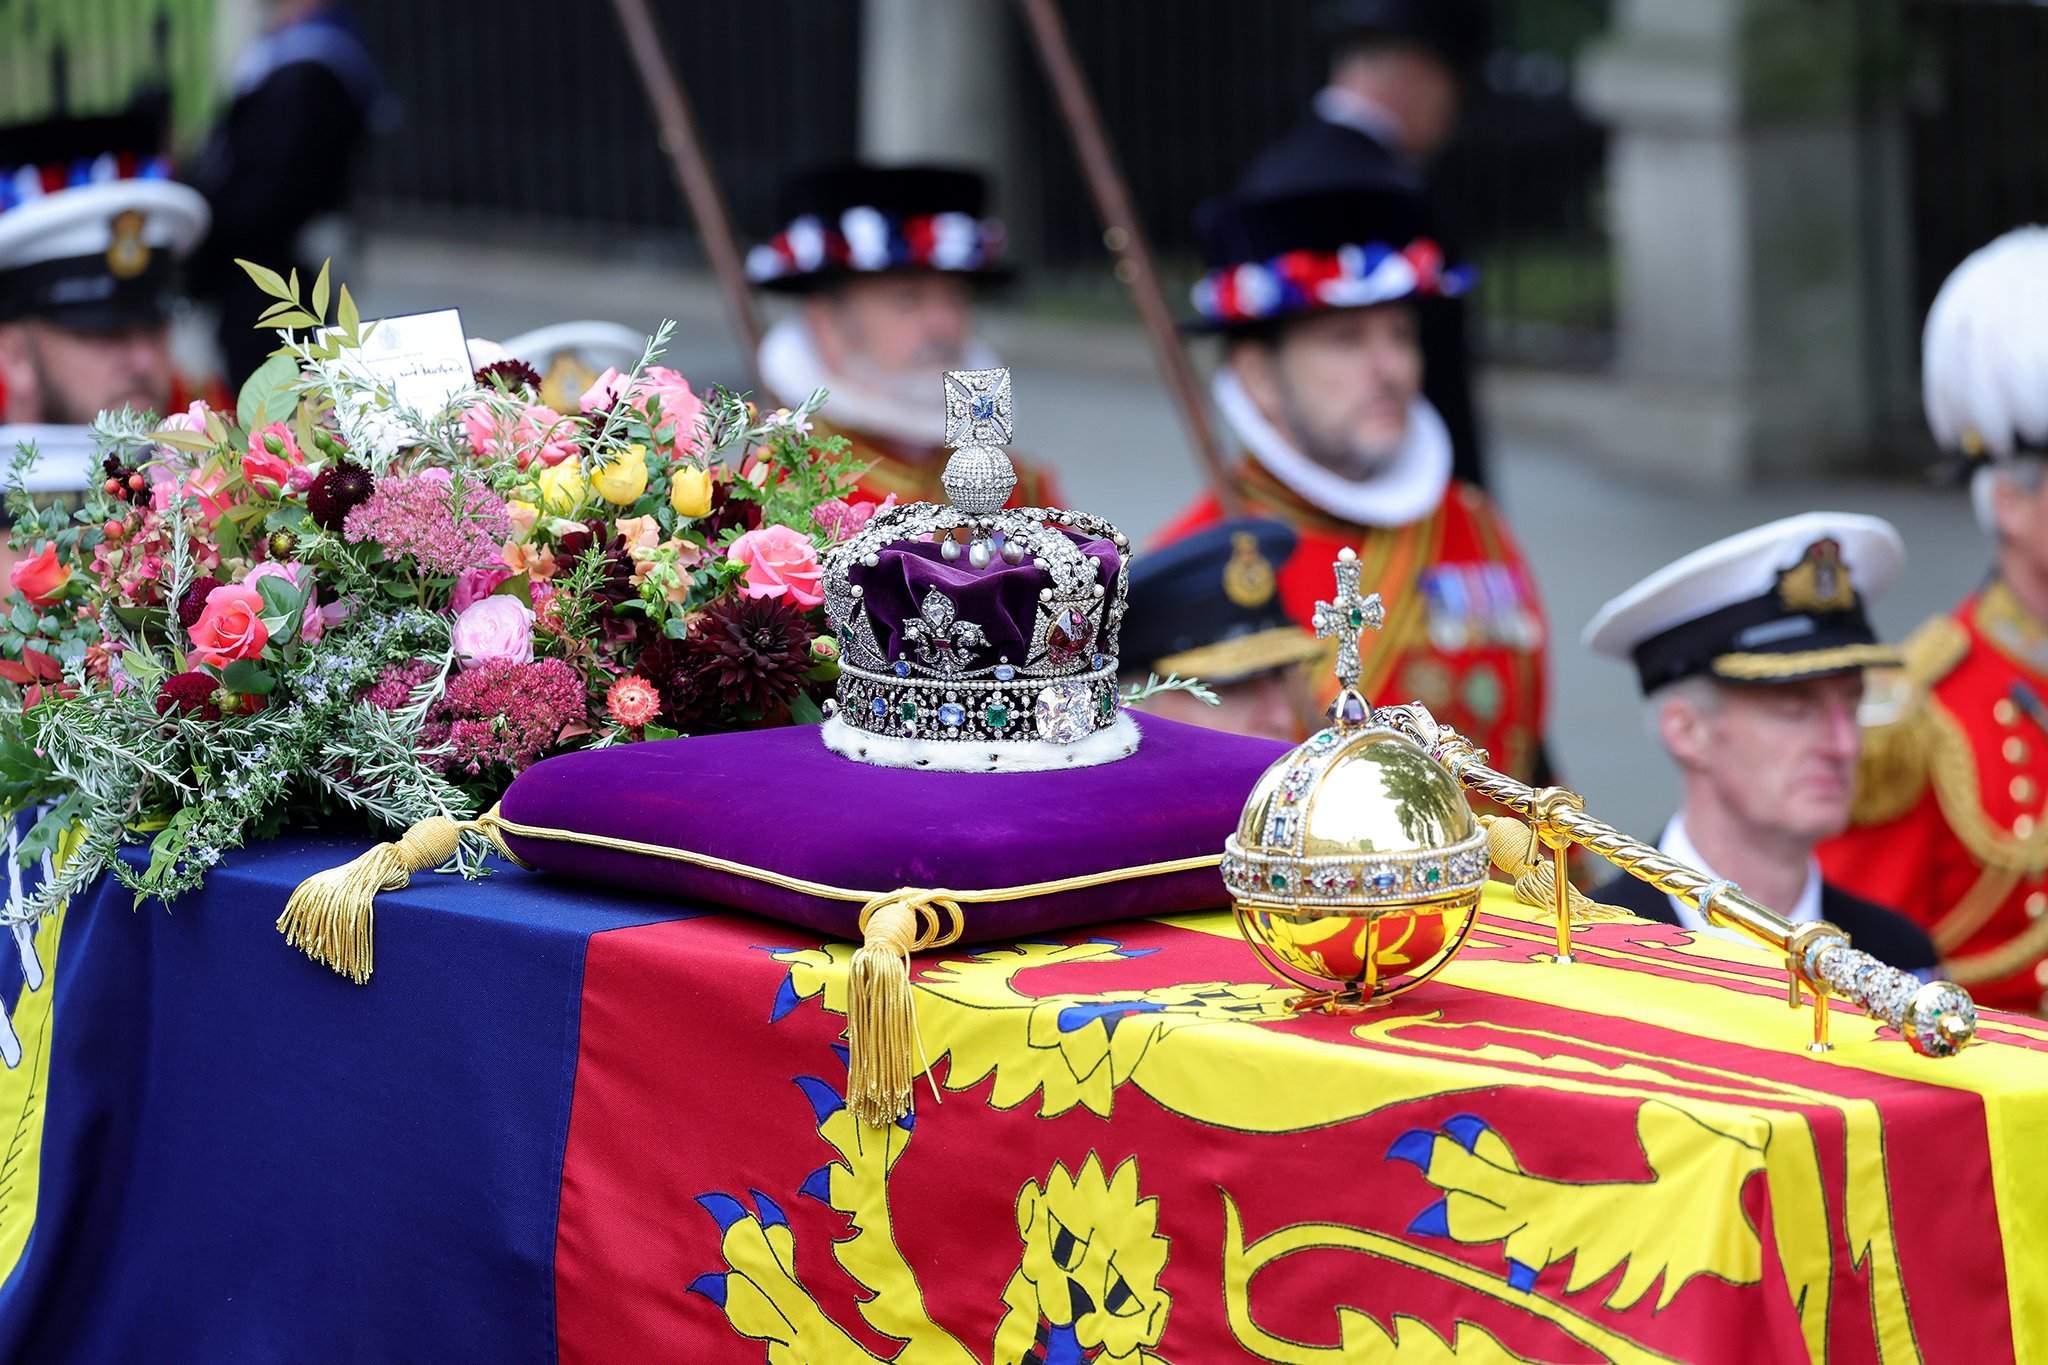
[1013,0,1240,512]
[607,0,767,393]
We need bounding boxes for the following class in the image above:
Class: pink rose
[451,566,513,614]
[461,400,578,469]
[187,584,270,668]
[727,524,823,609]
[242,423,305,491]
[451,594,534,666]
[633,366,706,457]
[579,367,630,414]
[9,544,70,607]
[159,400,212,434]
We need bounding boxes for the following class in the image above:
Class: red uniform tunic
[1155,460,1549,780]
[815,417,1061,511]
[1820,582,2048,1012]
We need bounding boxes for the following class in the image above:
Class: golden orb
[1224,556,1489,1008]
[1223,719,1488,1008]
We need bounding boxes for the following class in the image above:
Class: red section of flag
[553,912,2011,1364]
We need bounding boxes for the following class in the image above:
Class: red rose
[9,543,70,607]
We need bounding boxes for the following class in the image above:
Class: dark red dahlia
[679,595,813,721]
[177,576,222,629]
[474,358,543,393]
[698,474,762,541]
[155,670,222,721]
[306,459,375,531]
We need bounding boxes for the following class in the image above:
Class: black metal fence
[354,0,1614,366]
[1902,0,2048,315]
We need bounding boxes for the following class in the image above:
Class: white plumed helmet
[1922,226,2048,460]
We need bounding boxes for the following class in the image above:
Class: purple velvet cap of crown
[850,530,1120,667]
[496,712,1284,941]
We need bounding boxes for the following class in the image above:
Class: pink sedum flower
[727,524,823,609]
[812,494,896,542]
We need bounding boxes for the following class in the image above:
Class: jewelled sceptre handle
[1375,702,1978,1058]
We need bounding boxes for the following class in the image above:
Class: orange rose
[186,583,270,668]
[9,544,70,607]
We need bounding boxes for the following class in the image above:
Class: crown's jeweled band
[835,659,1123,745]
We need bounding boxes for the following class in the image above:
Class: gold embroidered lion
[692,1058,1172,1363]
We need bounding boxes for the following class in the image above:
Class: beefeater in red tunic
[1153,184,1548,777]
[747,163,1060,512]
[1820,228,2048,1013]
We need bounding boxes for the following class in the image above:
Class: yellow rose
[537,461,587,515]
[592,442,649,506]
[669,464,713,518]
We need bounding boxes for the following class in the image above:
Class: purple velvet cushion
[497,713,1283,941]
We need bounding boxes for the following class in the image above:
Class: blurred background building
[4,0,2044,821]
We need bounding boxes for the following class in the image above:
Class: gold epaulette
[1848,615,1969,826]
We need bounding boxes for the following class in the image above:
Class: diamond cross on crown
[944,367,1014,449]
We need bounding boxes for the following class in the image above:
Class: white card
[339,308,474,413]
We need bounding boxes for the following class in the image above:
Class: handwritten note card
[340,308,474,413]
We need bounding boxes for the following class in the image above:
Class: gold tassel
[1480,814,1631,923]
[277,815,465,984]
[844,890,962,1128]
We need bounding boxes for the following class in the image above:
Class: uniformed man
[1239,0,1492,489]
[0,105,209,426]
[747,163,1060,508]
[184,0,387,390]
[1120,519,1322,743]
[1154,183,1548,782]
[1584,513,1937,975]
[1819,228,2048,1010]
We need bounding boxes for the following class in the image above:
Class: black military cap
[1318,0,1495,77]
[1124,520,1323,685]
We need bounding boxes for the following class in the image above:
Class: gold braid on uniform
[1926,703,2048,876]
[1849,616,1969,826]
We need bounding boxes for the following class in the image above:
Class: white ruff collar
[758,315,1000,448]
[1212,367,1451,528]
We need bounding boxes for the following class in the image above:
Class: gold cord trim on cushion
[1710,643,1901,681]
[284,806,1225,1127]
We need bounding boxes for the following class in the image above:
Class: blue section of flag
[0,832,695,1363]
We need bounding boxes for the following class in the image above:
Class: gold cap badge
[1222,531,1276,609]
[1778,537,1856,613]
[105,209,150,280]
